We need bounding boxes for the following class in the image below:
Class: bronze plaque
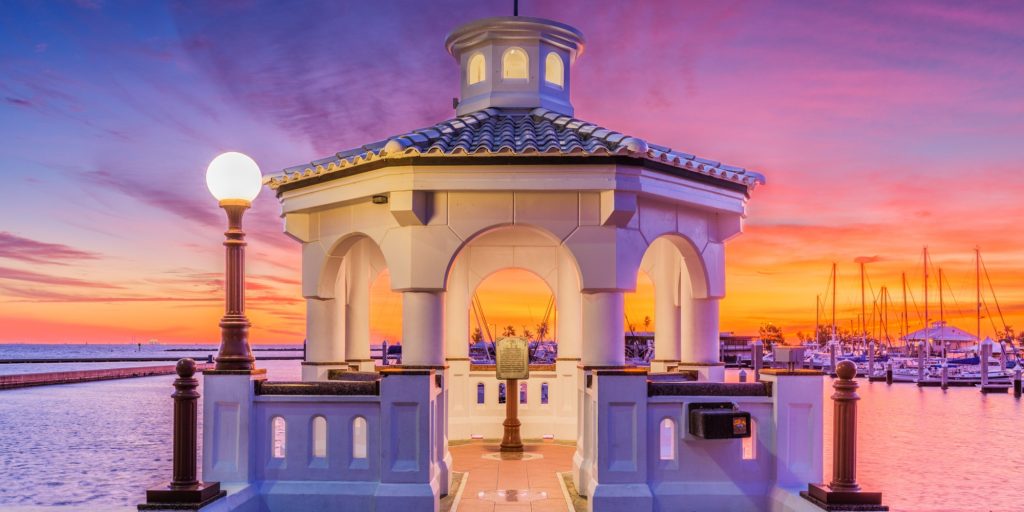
[495,336,530,380]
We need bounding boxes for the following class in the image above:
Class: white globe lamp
[206,151,262,372]
[206,151,262,204]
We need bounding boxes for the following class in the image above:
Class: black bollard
[1015,367,1022,399]
[885,362,893,385]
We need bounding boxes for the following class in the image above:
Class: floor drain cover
[475,489,549,502]
[481,451,543,461]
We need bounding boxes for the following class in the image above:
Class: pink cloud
[0,232,101,265]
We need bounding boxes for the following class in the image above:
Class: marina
[2,2,1023,512]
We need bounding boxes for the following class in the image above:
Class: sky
[1,0,1023,345]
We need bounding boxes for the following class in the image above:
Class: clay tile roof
[266,107,766,191]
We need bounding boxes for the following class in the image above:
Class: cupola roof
[267,107,765,194]
[268,16,765,196]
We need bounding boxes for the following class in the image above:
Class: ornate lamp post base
[803,484,884,508]
[500,378,524,452]
[142,482,225,509]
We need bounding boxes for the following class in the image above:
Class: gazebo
[194,15,830,512]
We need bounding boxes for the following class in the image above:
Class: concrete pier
[0,363,216,390]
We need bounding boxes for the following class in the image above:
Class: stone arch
[313,232,389,300]
[302,232,392,379]
[444,223,581,360]
[634,233,720,372]
[639,233,711,301]
[468,262,557,301]
[443,223,581,289]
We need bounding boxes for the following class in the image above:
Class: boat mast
[976,246,981,345]
[815,294,821,346]
[881,287,888,346]
[860,260,866,351]
[902,272,908,350]
[832,262,837,343]
[939,267,944,358]
[923,246,929,356]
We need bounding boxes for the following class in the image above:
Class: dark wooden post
[214,200,255,371]
[172,358,200,487]
[141,359,225,508]
[500,378,523,452]
[805,360,884,508]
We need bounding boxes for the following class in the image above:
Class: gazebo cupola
[446,16,584,116]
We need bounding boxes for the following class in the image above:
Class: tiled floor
[450,441,575,512]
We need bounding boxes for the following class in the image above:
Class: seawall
[0,363,217,390]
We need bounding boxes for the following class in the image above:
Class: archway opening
[470,268,557,364]
[368,269,402,364]
[625,270,655,364]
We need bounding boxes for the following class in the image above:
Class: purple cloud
[0,232,101,265]
[0,266,121,289]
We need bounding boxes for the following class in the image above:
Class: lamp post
[206,152,263,372]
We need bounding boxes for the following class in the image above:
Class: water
[0,346,1021,511]
[0,353,300,512]
[0,344,303,376]
[825,378,1024,511]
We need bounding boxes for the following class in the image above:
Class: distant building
[720,331,758,362]
[904,321,977,351]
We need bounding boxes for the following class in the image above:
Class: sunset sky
[1,1,1022,345]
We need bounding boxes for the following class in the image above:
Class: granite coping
[648,381,772,397]
[647,372,697,382]
[326,370,380,382]
[761,368,825,377]
[256,380,379,396]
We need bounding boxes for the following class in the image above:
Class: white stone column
[556,249,582,440]
[680,294,723,382]
[651,246,682,373]
[444,260,471,441]
[345,247,373,371]
[445,261,470,361]
[302,297,346,381]
[581,291,625,366]
[575,289,624,496]
[402,290,446,366]
[557,249,583,361]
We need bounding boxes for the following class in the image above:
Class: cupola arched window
[544,52,564,88]
[502,47,529,80]
[468,53,486,85]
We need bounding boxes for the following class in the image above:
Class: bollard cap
[176,358,197,378]
[836,360,857,380]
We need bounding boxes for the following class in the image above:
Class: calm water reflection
[825,377,1024,511]
[0,364,1020,511]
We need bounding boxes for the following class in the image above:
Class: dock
[0,363,216,391]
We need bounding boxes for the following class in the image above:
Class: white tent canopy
[964,337,1008,354]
